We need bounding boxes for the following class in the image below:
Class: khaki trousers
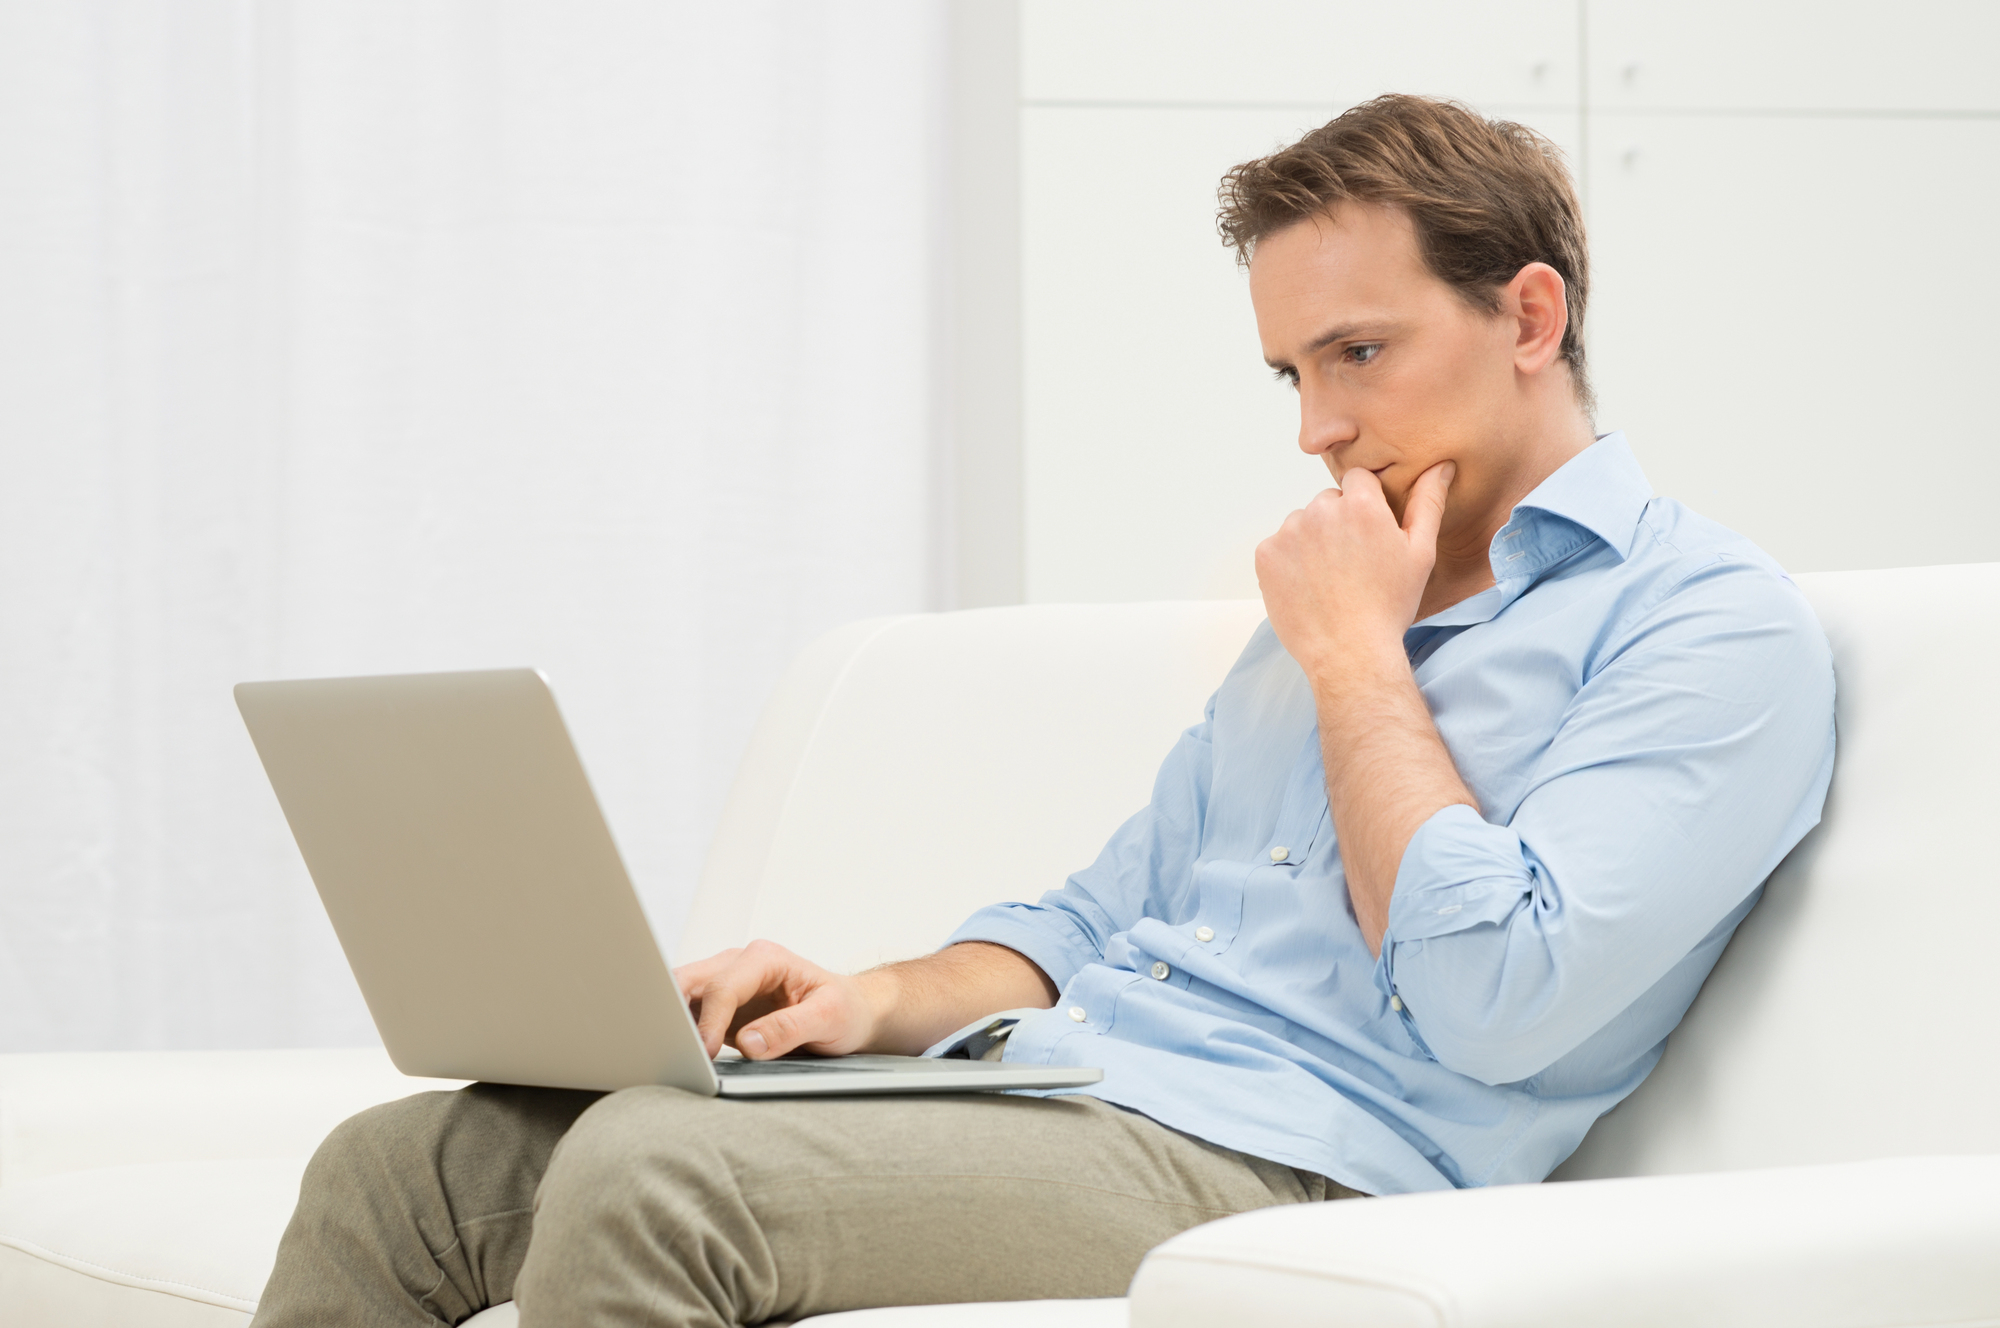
[252,1083,1360,1327]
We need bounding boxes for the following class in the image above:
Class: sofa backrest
[685,564,2000,1178]
[679,601,1268,975]
[1555,563,2000,1178]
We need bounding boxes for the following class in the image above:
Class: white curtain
[0,1,950,1051]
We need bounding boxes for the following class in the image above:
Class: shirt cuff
[944,902,1102,995]
[1377,803,1534,990]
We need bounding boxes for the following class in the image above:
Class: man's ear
[1507,262,1568,377]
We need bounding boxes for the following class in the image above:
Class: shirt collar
[1504,431,1653,565]
[1410,432,1653,634]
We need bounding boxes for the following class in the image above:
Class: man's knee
[303,1083,599,1210]
[539,1085,727,1188]
[519,1089,771,1322]
[535,1086,737,1229]
[305,1089,462,1186]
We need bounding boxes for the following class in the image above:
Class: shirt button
[1270,846,1290,863]
[1195,926,1215,942]
[1068,1006,1087,1023]
[1150,961,1171,980]
[1390,994,1405,1012]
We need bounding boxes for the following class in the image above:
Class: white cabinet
[1589,113,2000,572]
[1024,0,1577,108]
[1588,0,2000,112]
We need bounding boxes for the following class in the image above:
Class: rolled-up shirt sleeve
[946,700,1216,992]
[1378,559,1837,1086]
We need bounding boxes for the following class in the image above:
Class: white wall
[945,0,1027,608]
[1016,1,2000,602]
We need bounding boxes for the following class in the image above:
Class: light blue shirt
[946,434,1835,1196]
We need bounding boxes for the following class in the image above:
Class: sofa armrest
[1129,1155,2000,1328]
[0,1048,463,1185]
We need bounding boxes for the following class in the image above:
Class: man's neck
[1415,412,1598,622]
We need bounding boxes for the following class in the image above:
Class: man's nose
[1297,385,1357,458]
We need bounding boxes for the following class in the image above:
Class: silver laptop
[235,668,1102,1098]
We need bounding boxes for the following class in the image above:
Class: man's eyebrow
[1303,322,1374,355]
[1263,322,1376,370]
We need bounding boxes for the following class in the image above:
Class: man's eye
[1347,344,1383,365]
[1272,366,1299,388]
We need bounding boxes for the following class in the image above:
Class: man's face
[1249,203,1522,525]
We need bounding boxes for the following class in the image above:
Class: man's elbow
[1402,1000,1571,1086]
[1428,1037,1556,1087]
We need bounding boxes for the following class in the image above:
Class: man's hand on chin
[1254,460,1455,680]
[1254,458,1475,956]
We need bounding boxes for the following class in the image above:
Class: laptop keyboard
[713,1058,874,1076]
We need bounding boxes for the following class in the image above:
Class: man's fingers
[736,988,844,1060]
[1401,460,1457,548]
[679,939,854,1059]
[688,947,790,1056]
[1337,467,1383,504]
[692,974,748,1057]
[674,947,743,1001]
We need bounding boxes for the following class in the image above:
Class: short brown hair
[1218,95,1592,410]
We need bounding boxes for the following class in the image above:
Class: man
[256,96,1834,1326]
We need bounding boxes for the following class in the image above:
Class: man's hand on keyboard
[677,939,1059,1061]
[677,940,878,1061]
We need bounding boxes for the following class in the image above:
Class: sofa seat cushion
[1130,1155,2000,1328]
[0,1157,306,1327]
[0,1049,461,1186]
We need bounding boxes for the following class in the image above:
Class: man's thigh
[518,1088,1334,1325]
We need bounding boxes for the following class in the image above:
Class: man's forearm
[1312,642,1479,957]
[856,941,1058,1056]
[1250,458,1474,956]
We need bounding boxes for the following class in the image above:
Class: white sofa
[4,564,1997,1327]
